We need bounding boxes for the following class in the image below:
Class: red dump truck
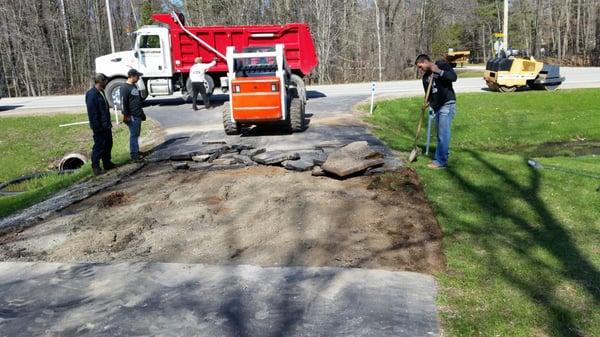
[94,12,318,107]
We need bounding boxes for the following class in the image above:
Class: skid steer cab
[221,44,306,135]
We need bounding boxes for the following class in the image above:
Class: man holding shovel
[415,54,457,169]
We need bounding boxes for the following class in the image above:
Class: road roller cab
[221,44,306,135]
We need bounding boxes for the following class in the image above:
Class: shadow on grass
[444,149,599,336]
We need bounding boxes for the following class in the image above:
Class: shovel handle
[423,74,434,106]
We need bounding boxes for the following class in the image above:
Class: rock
[197,144,230,155]
[230,144,255,152]
[202,141,227,145]
[188,162,213,171]
[299,151,328,166]
[383,157,404,171]
[208,163,246,171]
[220,153,236,159]
[311,166,326,176]
[322,141,384,177]
[240,148,266,157]
[169,152,195,161]
[232,154,258,166]
[211,158,238,166]
[192,154,211,162]
[315,141,346,150]
[207,148,226,162]
[282,159,314,172]
[364,166,386,176]
[252,151,300,165]
[171,162,189,170]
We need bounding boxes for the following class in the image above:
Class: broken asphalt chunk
[252,151,300,165]
[322,141,384,177]
[171,162,189,170]
[282,159,314,172]
[188,162,213,171]
[240,148,266,157]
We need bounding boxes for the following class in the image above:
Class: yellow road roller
[484,55,565,92]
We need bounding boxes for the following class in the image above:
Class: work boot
[103,162,117,171]
[131,154,144,163]
[92,166,104,176]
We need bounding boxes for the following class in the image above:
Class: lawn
[0,113,155,218]
[454,69,484,78]
[367,89,600,337]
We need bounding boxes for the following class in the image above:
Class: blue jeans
[127,117,142,159]
[433,103,456,167]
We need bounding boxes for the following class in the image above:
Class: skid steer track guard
[222,44,306,135]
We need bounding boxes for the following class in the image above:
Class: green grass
[0,113,149,218]
[455,70,484,78]
[367,89,600,337]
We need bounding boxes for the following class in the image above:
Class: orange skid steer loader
[221,44,306,135]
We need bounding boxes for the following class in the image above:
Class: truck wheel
[222,102,240,135]
[290,74,307,103]
[186,75,215,100]
[289,93,306,132]
[105,78,127,108]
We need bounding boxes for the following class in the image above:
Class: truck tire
[105,78,127,108]
[186,75,215,100]
[222,102,240,135]
[290,74,307,103]
[289,91,306,132]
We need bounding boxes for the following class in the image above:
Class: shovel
[408,75,434,162]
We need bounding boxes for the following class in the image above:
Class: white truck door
[135,29,172,77]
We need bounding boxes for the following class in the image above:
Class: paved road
[0,262,439,337]
[2,67,599,120]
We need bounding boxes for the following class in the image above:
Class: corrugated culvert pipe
[0,153,87,196]
[58,153,88,171]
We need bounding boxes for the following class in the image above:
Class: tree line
[0,0,599,97]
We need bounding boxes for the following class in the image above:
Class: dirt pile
[0,164,444,273]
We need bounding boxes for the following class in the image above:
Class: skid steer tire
[290,74,307,103]
[222,102,240,135]
[289,95,305,132]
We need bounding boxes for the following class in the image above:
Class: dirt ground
[0,164,445,273]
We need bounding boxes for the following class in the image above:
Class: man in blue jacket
[85,73,115,176]
[415,54,458,169]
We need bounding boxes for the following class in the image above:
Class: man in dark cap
[415,54,457,169]
[121,68,146,161]
[85,73,115,176]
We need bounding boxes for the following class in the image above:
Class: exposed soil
[0,164,445,273]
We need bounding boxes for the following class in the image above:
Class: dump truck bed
[151,13,318,77]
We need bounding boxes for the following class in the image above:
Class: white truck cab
[95,26,175,107]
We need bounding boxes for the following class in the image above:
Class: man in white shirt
[189,57,217,110]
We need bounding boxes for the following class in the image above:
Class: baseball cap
[127,68,143,77]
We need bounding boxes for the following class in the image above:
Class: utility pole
[373,0,382,82]
[106,0,116,53]
[503,0,509,52]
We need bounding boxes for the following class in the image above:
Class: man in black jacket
[415,54,458,169]
[121,68,145,161]
[85,73,115,176]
